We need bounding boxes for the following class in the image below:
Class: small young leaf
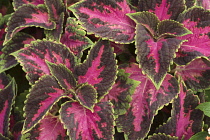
[127,11,159,35]
[75,83,97,111]
[4,4,55,44]
[47,62,77,91]
[139,0,185,20]
[74,40,117,99]
[0,73,16,138]
[60,101,114,140]
[12,40,76,84]
[69,0,136,43]
[175,58,210,91]
[157,20,192,37]
[116,63,179,140]
[0,32,35,73]
[135,24,181,89]
[196,102,210,117]
[23,75,66,133]
[60,17,93,57]
[156,84,203,140]
[21,114,67,140]
[44,0,65,41]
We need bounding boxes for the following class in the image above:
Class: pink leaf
[69,0,136,43]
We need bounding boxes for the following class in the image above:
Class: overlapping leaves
[0,73,16,138]
[116,63,179,140]
[21,40,117,139]
[69,0,136,43]
[175,7,210,65]
[156,84,203,140]
[127,11,190,88]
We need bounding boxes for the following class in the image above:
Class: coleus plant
[0,0,210,140]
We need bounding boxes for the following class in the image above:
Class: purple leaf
[175,7,210,65]
[74,40,117,99]
[44,0,65,41]
[127,12,191,37]
[13,0,44,10]
[0,73,16,138]
[116,63,179,140]
[60,17,93,57]
[102,68,140,115]
[127,11,159,35]
[69,0,136,43]
[22,114,67,139]
[23,75,66,132]
[135,24,181,88]
[139,0,185,20]
[4,4,55,44]
[44,13,64,41]
[0,32,35,73]
[157,20,192,37]
[60,102,114,140]
[156,84,203,140]
[12,40,76,85]
[47,62,77,91]
[175,57,210,91]
[75,83,97,111]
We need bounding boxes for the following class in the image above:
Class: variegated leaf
[75,83,97,111]
[139,0,185,20]
[102,68,140,116]
[135,24,181,89]
[60,17,93,57]
[13,0,44,10]
[69,0,136,43]
[0,73,16,138]
[128,12,191,37]
[44,0,65,41]
[60,101,114,140]
[4,4,55,44]
[21,114,67,140]
[74,40,117,99]
[174,7,210,65]
[23,75,66,133]
[127,11,159,35]
[47,62,77,91]
[156,84,203,140]
[175,57,210,91]
[116,63,179,140]
[12,40,76,85]
[0,32,35,73]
